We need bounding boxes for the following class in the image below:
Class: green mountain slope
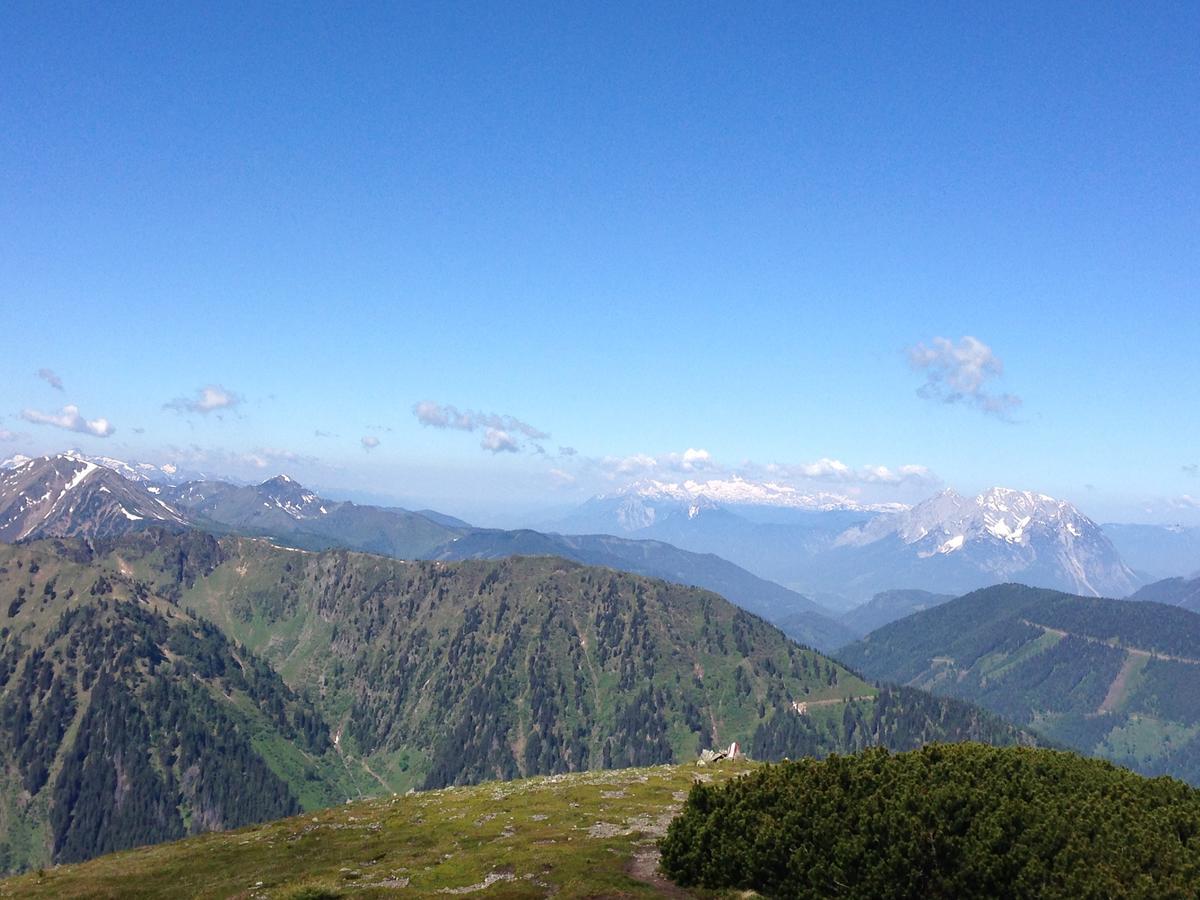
[429,528,855,651]
[0,540,365,873]
[52,532,1034,791]
[840,583,1200,782]
[0,532,1040,873]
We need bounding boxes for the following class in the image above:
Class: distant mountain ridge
[1102,522,1200,581]
[838,588,955,637]
[558,483,1143,607]
[0,455,849,651]
[1131,576,1200,612]
[840,584,1200,784]
[427,528,855,650]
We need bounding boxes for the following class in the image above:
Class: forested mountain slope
[0,531,1040,872]
[841,584,1200,783]
[429,528,855,651]
[52,532,1034,790]
[0,540,363,873]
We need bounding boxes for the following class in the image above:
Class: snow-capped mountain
[613,477,905,515]
[3,448,205,487]
[0,455,187,541]
[557,477,902,536]
[830,487,1140,599]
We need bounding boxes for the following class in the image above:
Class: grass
[0,760,758,899]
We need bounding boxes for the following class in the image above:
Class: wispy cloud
[548,467,576,487]
[21,405,115,437]
[165,384,242,415]
[241,447,316,469]
[413,401,549,453]
[36,368,63,390]
[0,428,23,442]
[361,435,380,451]
[1184,464,1198,477]
[907,336,1020,419]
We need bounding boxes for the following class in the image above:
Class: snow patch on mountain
[608,477,907,513]
[836,486,1139,597]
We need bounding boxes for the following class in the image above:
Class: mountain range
[555,482,1147,607]
[0,455,852,650]
[0,531,1035,872]
[5,453,1181,641]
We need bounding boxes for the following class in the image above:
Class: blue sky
[1,2,1197,523]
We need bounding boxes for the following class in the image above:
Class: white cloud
[907,336,1020,418]
[165,384,242,415]
[36,368,63,390]
[757,458,932,485]
[481,428,520,453]
[361,435,380,451]
[413,401,548,453]
[21,405,115,437]
[599,447,716,478]
[0,428,21,442]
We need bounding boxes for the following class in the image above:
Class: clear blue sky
[1,2,1197,523]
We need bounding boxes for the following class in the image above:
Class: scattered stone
[439,871,517,894]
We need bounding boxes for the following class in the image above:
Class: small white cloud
[907,336,1020,418]
[361,435,380,451]
[797,458,852,479]
[36,368,64,390]
[165,384,242,415]
[548,467,576,487]
[21,405,114,437]
[481,428,519,453]
[0,428,21,442]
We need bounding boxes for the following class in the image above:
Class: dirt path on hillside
[1020,620,1200,666]
[625,848,693,898]
[1098,653,1139,714]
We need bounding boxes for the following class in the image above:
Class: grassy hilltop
[0,760,757,899]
